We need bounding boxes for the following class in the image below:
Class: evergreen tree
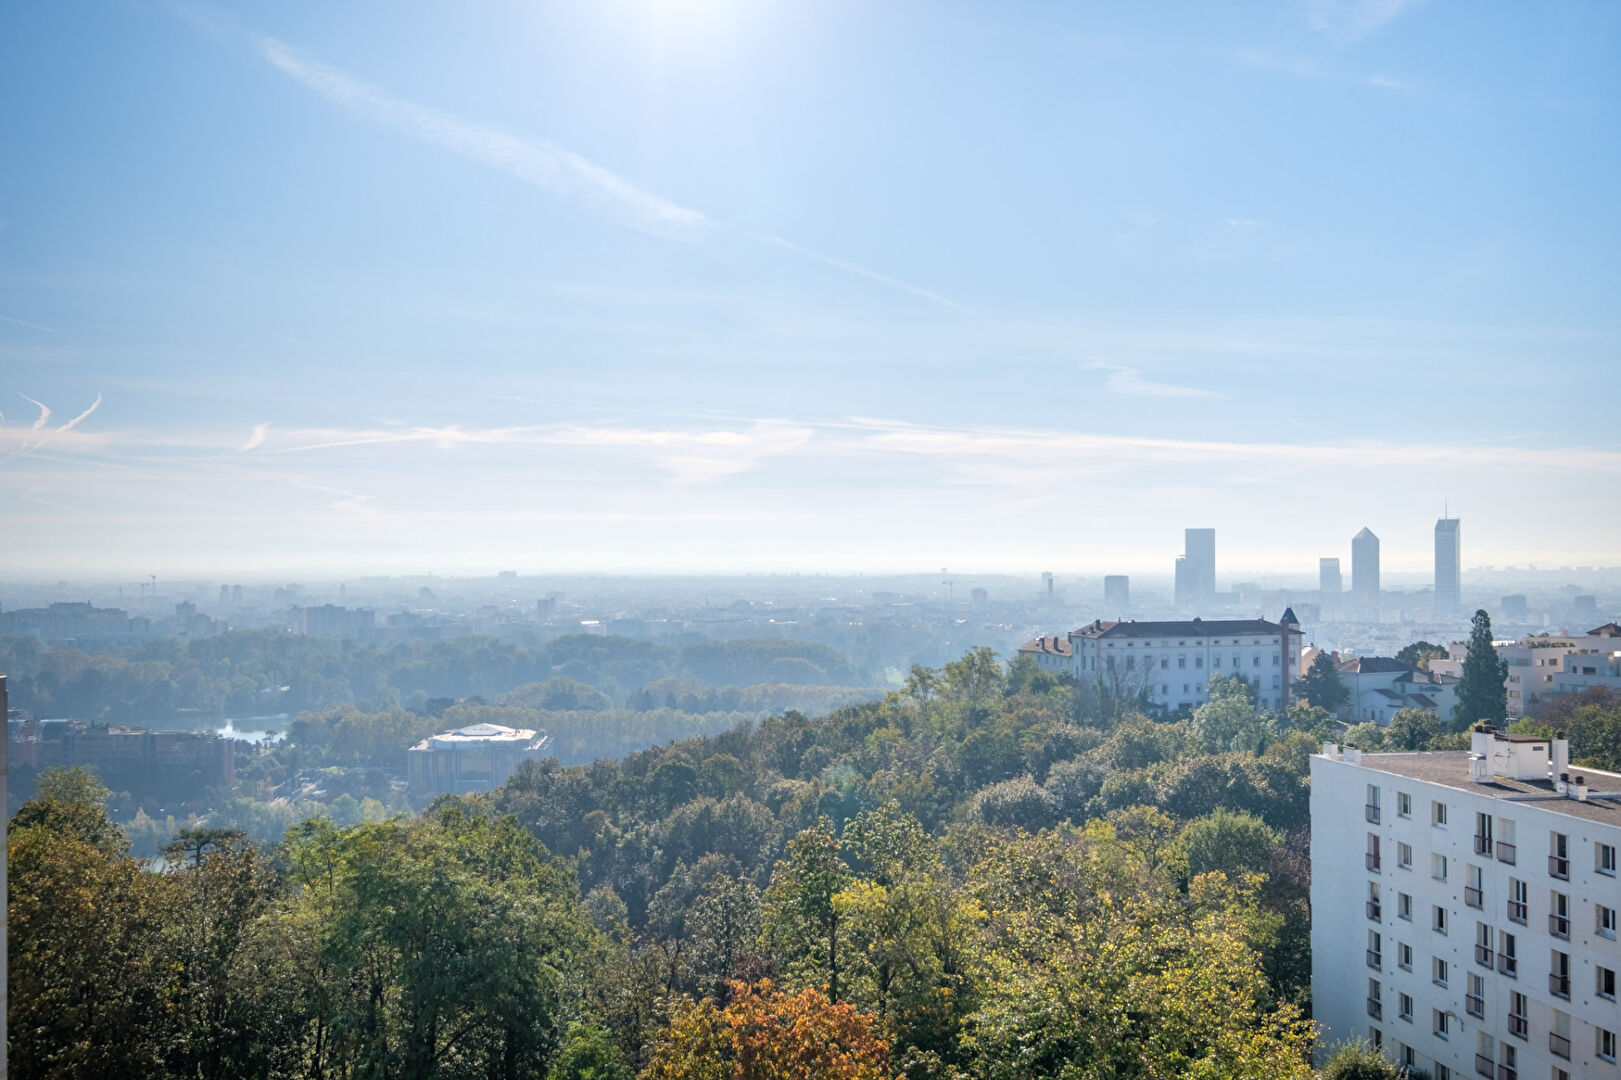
[1452,609,1508,731]
[1296,652,1350,714]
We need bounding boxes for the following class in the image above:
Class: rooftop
[1069,615,1293,640]
[1328,750,1621,825]
[1017,635,1072,657]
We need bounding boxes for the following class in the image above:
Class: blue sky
[3,0,1618,578]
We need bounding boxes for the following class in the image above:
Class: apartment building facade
[1312,727,1621,1080]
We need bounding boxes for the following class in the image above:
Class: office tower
[1104,575,1129,610]
[1352,527,1380,611]
[1042,571,1054,600]
[1319,558,1342,598]
[1185,528,1215,605]
[970,587,988,606]
[1434,517,1461,616]
[1174,557,1194,608]
[1500,595,1528,620]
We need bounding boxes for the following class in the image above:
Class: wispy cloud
[239,423,268,452]
[1080,360,1225,400]
[1,392,101,465]
[1300,0,1423,43]
[1224,48,1416,92]
[259,38,711,241]
[254,36,964,312]
[0,314,56,333]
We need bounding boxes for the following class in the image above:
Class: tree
[1318,1038,1406,1079]
[641,981,890,1080]
[1394,640,1448,670]
[1453,609,1508,730]
[761,822,852,1003]
[1384,707,1441,751]
[1295,652,1350,714]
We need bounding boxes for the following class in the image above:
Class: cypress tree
[1452,609,1508,730]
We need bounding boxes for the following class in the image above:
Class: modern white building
[407,722,550,795]
[1065,609,1303,713]
[1353,527,1382,613]
[1312,726,1621,1080]
[1434,625,1621,718]
[1436,518,1462,618]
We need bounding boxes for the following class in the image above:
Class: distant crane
[941,570,959,604]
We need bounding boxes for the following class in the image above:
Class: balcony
[1367,997,1382,1019]
[1475,944,1494,968]
[1465,993,1485,1018]
[1475,1054,1495,1078]
[1366,852,1381,872]
[1497,1065,1517,1080]
[1465,886,1483,908]
[1507,900,1527,924]
[1549,973,1570,998]
[1549,913,1569,938]
[1475,834,1493,856]
[1550,1032,1571,1060]
[1496,841,1517,865]
[1366,803,1381,824]
[1366,900,1382,921]
[1498,953,1518,978]
[1366,950,1382,971]
[1508,1013,1528,1039]
[1549,854,1569,880]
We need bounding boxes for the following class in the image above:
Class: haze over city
[4,1,1620,577]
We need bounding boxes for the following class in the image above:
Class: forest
[0,630,878,726]
[15,648,1550,1080]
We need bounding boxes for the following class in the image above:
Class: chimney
[1470,721,1495,759]
[1344,745,1362,765]
[1551,734,1570,791]
[1574,777,1589,802]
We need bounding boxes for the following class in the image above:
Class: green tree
[1318,1038,1406,1079]
[761,821,852,1003]
[1452,609,1508,730]
[1394,640,1448,670]
[1385,706,1441,751]
[1295,652,1350,714]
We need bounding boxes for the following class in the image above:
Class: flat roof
[1333,750,1621,825]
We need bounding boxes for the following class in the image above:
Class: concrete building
[1321,558,1343,604]
[1436,625,1621,719]
[8,719,233,786]
[1065,609,1302,713]
[299,604,376,639]
[1353,527,1382,613]
[1436,518,1462,618]
[1312,727,1621,1080]
[1016,635,1073,674]
[1104,575,1130,611]
[1335,656,1461,725]
[407,722,550,795]
[1175,528,1216,609]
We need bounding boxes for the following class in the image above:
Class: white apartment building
[1015,634,1073,674]
[1065,609,1303,713]
[1433,625,1621,718]
[1312,726,1621,1080]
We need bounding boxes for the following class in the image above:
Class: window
[1432,800,1448,827]
[1550,890,1569,938]
[1498,930,1517,977]
[1160,658,1168,669]
[1252,655,1259,667]
[1433,905,1448,934]
[1432,853,1448,881]
[1213,656,1220,668]
[1600,904,1618,939]
[1368,929,1382,969]
[1367,882,1382,920]
[1507,878,1527,923]
[1367,784,1382,823]
[1369,1026,1381,1048]
[1397,792,1412,817]
[1434,1064,1449,1080]
[1600,965,1617,1001]
[1466,972,1485,1017]
[1601,842,1617,876]
[1433,956,1448,987]
[1177,656,1186,669]
[1551,949,1570,997]
[1368,977,1383,1018]
[1433,1008,1450,1039]
[1600,1028,1616,1063]
[1550,831,1569,879]
[1398,842,1413,870]
[1402,1042,1416,1067]
[1195,656,1203,669]
[1508,991,1527,1040]
[1475,922,1494,967]
[1399,992,1413,1021]
[1551,1009,1572,1060]
[1398,892,1413,921]
[1475,811,1493,855]
[1465,863,1484,908]
[1398,942,1413,970]
[1367,834,1382,872]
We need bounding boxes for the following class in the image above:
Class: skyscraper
[1434,517,1461,616]
[1104,574,1129,611]
[1175,528,1215,609]
[1351,527,1380,611]
[1319,558,1341,598]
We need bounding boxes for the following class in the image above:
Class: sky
[2,0,1619,579]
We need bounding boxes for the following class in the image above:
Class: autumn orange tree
[641,980,890,1080]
